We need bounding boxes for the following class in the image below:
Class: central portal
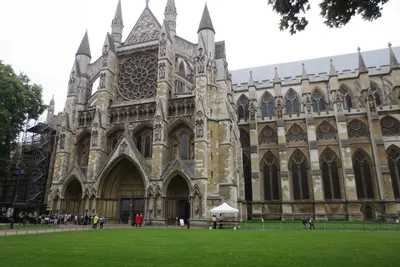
[165,175,190,225]
[100,158,145,224]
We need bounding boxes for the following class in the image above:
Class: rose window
[118,53,158,100]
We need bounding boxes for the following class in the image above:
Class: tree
[0,60,47,178]
[268,0,390,35]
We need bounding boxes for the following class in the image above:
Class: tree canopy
[0,60,47,178]
[268,0,390,35]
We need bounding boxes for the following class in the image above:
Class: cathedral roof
[198,4,215,33]
[231,46,400,89]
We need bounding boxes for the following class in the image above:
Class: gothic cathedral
[47,0,400,223]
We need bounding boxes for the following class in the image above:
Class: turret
[75,31,91,74]
[197,4,215,59]
[46,95,55,125]
[164,0,177,37]
[111,0,124,43]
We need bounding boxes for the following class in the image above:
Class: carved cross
[146,0,149,8]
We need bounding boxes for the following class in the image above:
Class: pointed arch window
[387,147,400,198]
[287,124,306,143]
[316,121,337,140]
[259,126,277,144]
[285,89,300,116]
[311,89,325,112]
[339,87,352,109]
[243,154,253,201]
[381,117,400,136]
[144,135,152,158]
[135,129,153,158]
[237,95,249,121]
[348,120,368,138]
[262,152,280,200]
[321,149,342,200]
[290,150,310,200]
[180,134,189,160]
[239,128,250,147]
[353,150,375,199]
[260,92,275,118]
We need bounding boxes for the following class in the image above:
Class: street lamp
[10,163,23,229]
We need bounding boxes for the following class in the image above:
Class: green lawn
[238,220,400,231]
[0,229,399,267]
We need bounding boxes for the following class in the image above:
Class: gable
[124,8,161,46]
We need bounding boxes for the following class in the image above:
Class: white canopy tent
[210,202,239,214]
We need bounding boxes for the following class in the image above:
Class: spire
[50,95,55,105]
[273,67,281,84]
[388,42,399,70]
[112,0,123,26]
[301,63,309,81]
[248,71,255,87]
[357,47,368,74]
[146,0,149,8]
[76,31,91,58]
[164,0,177,36]
[329,59,337,77]
[198,4,215,33]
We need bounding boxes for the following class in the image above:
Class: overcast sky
[0,0,399,116]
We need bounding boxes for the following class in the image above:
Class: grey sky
[0,0,399,115]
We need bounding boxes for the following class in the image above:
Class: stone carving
[119,141,128,155]
[118,52,158,100]
[195,48,206,74]
[92,130,98,147]
[154,123,162,142]
[159,33,167,57]
[59,133,66,150]
[159,62,166,80]
[90,188,97,199]
[99,73,106,89]
[68,71,76,93]
[102,45,109,67]
[276,99,283,118]
[125,10,160,45]
[249,102,256,120]
[102,44,109,57]
[305,96,312,114]
[93,122,99,129]
[317,122,337,140]
[195,118,204,138]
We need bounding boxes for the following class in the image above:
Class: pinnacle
[357,47,367,74]
[198,4,215,33]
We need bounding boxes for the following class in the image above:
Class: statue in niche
[68,71,76,85]
[276,100,283,118]
[102,44,109,57]
[154,123,162,142]
[195,48,205,74]
[99,73,106,88]
[249,102,256,120]
[368,95,375,112]
[59,133,66,149]
[335,95,343,112]
[196,118,204,138]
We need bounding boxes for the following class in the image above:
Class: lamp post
[10,163,23,229]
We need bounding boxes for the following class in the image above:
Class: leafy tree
[268,0,390,35]
[0,60,47,178]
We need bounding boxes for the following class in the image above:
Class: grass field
[0,228,399,267]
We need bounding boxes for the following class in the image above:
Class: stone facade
[47,0,400,223]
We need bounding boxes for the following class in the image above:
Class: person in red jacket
[139,213,144,227]
[135,213,140,227]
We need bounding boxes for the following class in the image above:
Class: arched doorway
[165,175,190,224]
[100,158,145,224]
[362,204,376,221]
[63,179,83,215]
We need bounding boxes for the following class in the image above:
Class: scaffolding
[21,122,56,212]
